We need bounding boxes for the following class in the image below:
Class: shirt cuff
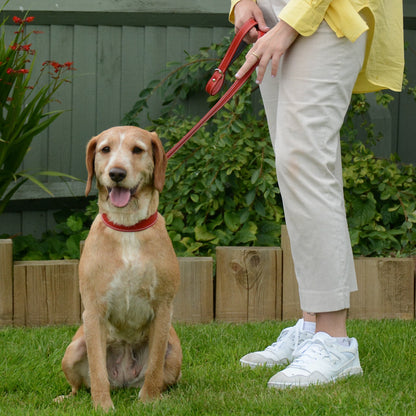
[229,0,257,24]
[278,0,331,36]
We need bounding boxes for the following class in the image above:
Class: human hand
[235,19,299,84]
[234,0,269,44]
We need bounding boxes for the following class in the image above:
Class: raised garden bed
[0,228,414,327]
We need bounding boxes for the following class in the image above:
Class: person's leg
[273,19,365,317]
[263,17,366,388]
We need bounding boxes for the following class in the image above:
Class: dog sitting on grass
[55,126,182,412]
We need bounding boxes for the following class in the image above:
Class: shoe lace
[266,325,300,354]
[293,337,340,365]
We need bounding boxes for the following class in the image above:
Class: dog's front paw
[92,393,115,412]
[139,385,162,403]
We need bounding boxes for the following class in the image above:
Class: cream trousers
[257,0,367,312]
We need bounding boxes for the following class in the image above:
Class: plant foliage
[0,4,76,214]
[6,200,97,260]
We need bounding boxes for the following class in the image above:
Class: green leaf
[224,212,240,232]
[194,225,216,242]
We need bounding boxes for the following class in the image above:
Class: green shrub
[8,200,96,260]
[343,142,415,257]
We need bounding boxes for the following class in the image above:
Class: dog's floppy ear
[85,136,98,196]
[151,132,167,193]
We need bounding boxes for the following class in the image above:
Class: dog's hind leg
[55,326,90,403]
[163,326,183,388]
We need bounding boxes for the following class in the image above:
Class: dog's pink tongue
[109,187,131,208]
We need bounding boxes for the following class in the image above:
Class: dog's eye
[101,146,111,154]
[132,146,143,155]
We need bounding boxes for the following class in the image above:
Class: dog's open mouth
[107,186,138,208]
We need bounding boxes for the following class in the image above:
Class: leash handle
[166,18,264,160]
[206,18,262,96]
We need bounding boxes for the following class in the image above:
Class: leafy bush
[343,143,415,257]
[8,200,97,260]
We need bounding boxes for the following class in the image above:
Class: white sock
[335,337,351,347]
[302,320,316,333]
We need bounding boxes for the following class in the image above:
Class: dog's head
[85,126,167,209]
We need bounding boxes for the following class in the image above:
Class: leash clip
[206,68,225,95]
[211,68,224,82]
[205,18,261,96]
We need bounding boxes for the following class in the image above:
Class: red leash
[166,19,264,160]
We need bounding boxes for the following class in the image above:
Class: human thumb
[253,11,270,33]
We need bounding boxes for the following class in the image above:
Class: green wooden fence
[1,0,415,238]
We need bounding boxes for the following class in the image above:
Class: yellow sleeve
[229,0,257,24]
[278,0,333,36]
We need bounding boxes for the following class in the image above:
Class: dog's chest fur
[104,233,156,343]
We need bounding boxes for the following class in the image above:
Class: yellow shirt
[229,0,404,93]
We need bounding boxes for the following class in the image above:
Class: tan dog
[57,126,182,411]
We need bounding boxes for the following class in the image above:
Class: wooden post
[173,257,214,323]
[215,247,282,322]
[350,257,414,319]
[13,260,81,326]
[0,240,13,325]
[281,226,302,320]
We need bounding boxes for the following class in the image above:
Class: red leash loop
[166,19,264,160]
[205,18,259,96]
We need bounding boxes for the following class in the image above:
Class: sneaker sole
[240,358,289,369]
[267,366,363,389]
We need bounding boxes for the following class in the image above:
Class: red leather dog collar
[101,212,158,232]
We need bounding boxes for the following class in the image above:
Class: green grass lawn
[1,320,415,415]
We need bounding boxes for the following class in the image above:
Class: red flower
[24,16,35,23]
[17,69,29,74]
[21,44,32,52]
[10,44,18,51]
[12,16,23,25]
[6,68,14,74]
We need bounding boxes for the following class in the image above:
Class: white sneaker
[240,319,314,368]
[267,331,363,389]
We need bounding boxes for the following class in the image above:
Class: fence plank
[173,257,214,323]
[216,247,282,322]
[48,25,74,176]
[13,264,28,326]
[121,26,145,119]
[350,258,414,319]
[13,260,81,326]
[97,25,122,130]
[72,25,98,177]
[0,240,13,325]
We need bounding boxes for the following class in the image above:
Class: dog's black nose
[109,167,127,183]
